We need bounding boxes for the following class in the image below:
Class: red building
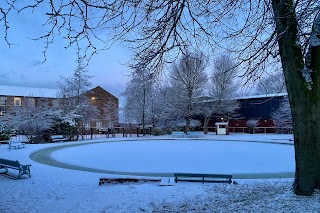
[202,93,289,133]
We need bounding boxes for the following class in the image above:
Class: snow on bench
[186,132,201,138]
[174,173,232,184]
[50,135,67,142]
[8,141,25,150]
[171,132,185,138]
[159,177,175,186]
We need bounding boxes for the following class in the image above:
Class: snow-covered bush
[271,98,292,134]
[6,99,61,143]
[246,119,259,134]
[151,127,174,136]
[0,123,11,141]
[151,127,166,136]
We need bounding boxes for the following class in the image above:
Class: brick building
[0,85,118,131]
[82,86,119,130]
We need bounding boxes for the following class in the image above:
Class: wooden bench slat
[8,141,25,150]
[171,132,185,138]
[186,132,201,138]
[174,173,232,184]
[0,158,31,179]
[50,135,67,142]
[174,173,231,178]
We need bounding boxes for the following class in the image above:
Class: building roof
[83,86,118,100]
[236,93,288,100]
[0,85,59,98]
[197,93,288,103]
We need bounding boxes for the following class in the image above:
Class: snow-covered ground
[51,139,294,174]
[1,133,319,212]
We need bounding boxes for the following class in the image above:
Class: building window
[14,97,22,106]
[26,98,35,107]
[96,121,102,130]
[0,108,6,116]
[84,122,90,130]
[0,97,7,106]
[53,99,60,107]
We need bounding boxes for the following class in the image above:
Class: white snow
[301,65,313,90]
[51,140,294,174]
[0,85,58,98]
[1,133,319,212]
[301,13,320,90]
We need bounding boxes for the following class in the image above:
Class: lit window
[0,108,6,116]
[0,97,7,106]
[14,97,22,106]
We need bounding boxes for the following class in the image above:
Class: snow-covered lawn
[1,133,319,212]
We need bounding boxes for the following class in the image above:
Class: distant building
[0,85,119,131]
[0,85,58,117]
[82,86,119,130]
[201,93,289,133]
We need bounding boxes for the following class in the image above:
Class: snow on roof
[236,92,288,100]
[0,85,59,98]
[196,93,288,103]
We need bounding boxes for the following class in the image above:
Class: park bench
[186,132,201,138]
[50,135,67,142]
[174,173,232,184]
[0,158,31,179]
[171,132,185,138]
[8,141,25,150]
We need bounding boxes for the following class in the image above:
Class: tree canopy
[1,0,320,196]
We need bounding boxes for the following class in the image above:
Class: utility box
[215,122,229,135]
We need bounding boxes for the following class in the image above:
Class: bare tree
[271,97,292,134]
[152,85,182,128]
[58,59,92,100]
[1,0,320,195]
[153,84,184,129]
[57,60,99,138]
[122,69,154,135]
[102,99,119,129]
[202,54,241,134]
[168,52,207,133]
[272,3,320,196]
[256,72,287,95]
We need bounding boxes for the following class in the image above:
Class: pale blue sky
[0,8,132,98]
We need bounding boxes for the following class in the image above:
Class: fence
[200,126,293,134]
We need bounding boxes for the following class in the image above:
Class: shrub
[0,124,11,141]
[246,119,259,134]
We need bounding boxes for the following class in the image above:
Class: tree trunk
[142,88,146,136]
[203,117,210,134]
[272,0,320,195]
[185,114,190,133]
[185,99,192,133]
